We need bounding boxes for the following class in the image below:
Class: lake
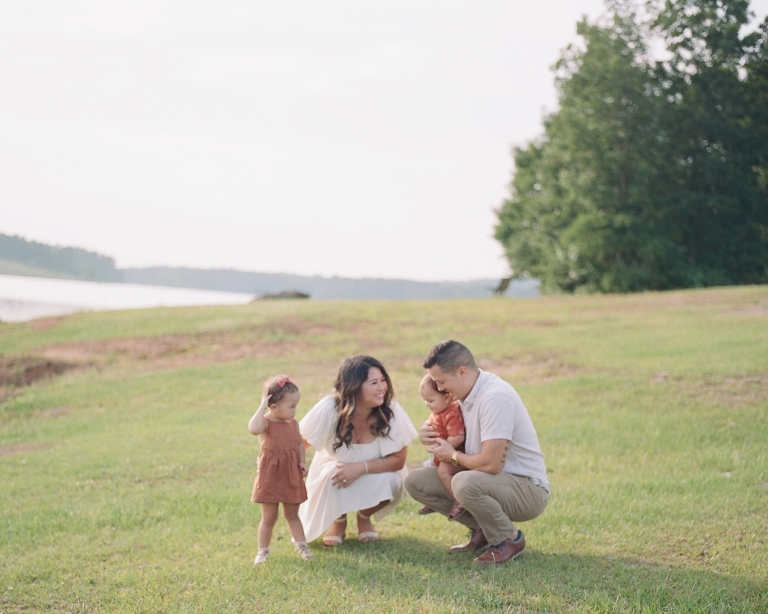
[0,274,253,322]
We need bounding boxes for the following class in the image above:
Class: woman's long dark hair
[332,355,394,452]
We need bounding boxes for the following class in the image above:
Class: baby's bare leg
[437,461,464,499]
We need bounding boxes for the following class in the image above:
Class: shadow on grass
[297,536,767,612]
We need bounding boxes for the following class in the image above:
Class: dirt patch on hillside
[479,352,584,384]
[681,373,768,407]
[569,287,768,316]
[0,442,51,457]
[40,406,70,418]
[35,314,345,372]
[729,303,768,317]
[2,316,345,397]
[39,331,313,372]
[42,335,197,364]
[0,356,78,403]
[0,356,77,387]
[27,316,67,331]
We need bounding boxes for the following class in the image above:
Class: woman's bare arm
[330,446,408,488]
[365,446,407,473]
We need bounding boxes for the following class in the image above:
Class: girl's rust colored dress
[251,419,308,504]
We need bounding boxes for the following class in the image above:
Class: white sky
[2,1,767,281]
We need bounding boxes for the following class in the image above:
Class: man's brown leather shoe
[448,529,488,554]
[473,532,525,564]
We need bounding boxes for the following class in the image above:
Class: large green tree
[495,0,768,292]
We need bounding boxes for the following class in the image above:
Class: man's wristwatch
[451,451,459,466]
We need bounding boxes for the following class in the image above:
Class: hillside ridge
[0,233,537,299]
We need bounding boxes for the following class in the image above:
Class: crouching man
[405,340,550,564]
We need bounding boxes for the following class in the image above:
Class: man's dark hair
[423,340,477,373]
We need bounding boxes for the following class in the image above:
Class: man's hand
[428,437,456,464]
[429,439,510,474]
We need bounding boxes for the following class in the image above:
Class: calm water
[0,274,252,322]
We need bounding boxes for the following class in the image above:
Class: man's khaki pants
[405,466,549,546]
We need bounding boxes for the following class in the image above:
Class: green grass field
[1,287,767,613]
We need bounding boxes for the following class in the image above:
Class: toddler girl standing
[248,375,312,564]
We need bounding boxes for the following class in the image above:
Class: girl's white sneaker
[292,540,313,561]
[253,548,270,564]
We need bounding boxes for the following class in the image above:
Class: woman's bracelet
[364,461,369,474]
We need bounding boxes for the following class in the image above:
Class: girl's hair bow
[275,375,293,388]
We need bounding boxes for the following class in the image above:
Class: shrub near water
[1,287,767,612]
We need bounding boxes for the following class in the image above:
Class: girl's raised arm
[248,393,271,435]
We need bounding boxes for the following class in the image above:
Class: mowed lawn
[1,287,766,613]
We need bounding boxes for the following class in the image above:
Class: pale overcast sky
[3,1,767,281]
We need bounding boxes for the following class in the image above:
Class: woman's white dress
[298,396,417,543]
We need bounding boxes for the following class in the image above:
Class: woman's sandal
[357,511,378,543]
[323,515,347,547]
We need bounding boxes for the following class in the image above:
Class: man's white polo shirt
[460,370,550,492]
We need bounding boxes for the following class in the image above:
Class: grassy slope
[1,287,767,613]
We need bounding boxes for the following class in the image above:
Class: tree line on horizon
[0,233,122,282]
[0,233,533,299]
[495,0,768,293]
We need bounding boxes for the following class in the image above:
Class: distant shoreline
[0,274,252,322]
[0,272,540,322]
[0,298,84,322]
[120,267,540,300]
[1,233,539,301]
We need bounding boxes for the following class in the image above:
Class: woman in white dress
[299,355,417,546]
